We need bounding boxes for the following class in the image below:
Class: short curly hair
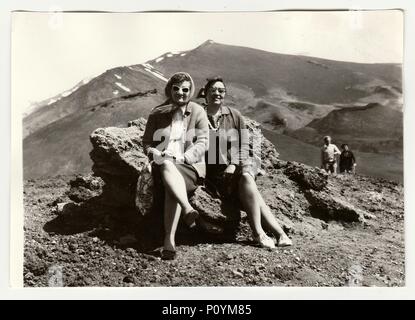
[164,72,195,101]
[197,76,227,100]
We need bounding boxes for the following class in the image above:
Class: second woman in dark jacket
[200,77,292,248]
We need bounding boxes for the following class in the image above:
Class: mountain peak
[197,39,215,48]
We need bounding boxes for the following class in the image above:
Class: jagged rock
[55,202,79,216]
[90,121,147,177]
[305,190,367,222]
[190,187,241,234]
[69,174,105,190]
[56,202,70,213]
[67,174,104,203]
[89,119,148,207]
[244,118,280,173]
[283,161,328,191]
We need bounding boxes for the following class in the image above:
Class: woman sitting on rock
[142,72,209,260]
[199,77,292,248]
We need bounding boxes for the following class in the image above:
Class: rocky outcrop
[305,190,365,222]
[67,174,104,203]
[283,162,328,191]
[189,187,241,234]
[89,120,148,208]
[244,118,280,174]
[67,116,372,239]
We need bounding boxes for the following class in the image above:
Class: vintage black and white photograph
[15,10,404,287]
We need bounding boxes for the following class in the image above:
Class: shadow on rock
[43,190,240,255]
[43,194,164,252]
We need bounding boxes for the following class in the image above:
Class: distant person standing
[339,144,357,174]
[321,136,341,174]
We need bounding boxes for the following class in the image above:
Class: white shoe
[278,234,293,247]
[254,232,276,249]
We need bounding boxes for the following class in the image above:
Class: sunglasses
[172,85,190,93]
[209,87,226,94]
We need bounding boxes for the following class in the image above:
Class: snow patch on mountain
[114,74,122,80]
[144,68,168,82]
[115,82,131,92]
[142,63,153,69]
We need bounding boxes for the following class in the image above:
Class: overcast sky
[12,10,403,112]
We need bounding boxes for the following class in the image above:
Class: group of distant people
[321,135,356,175]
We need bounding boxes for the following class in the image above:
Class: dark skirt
[205,164,243,199]
[152,162,201,194]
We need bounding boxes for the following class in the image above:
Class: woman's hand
[148,148,164,164]
[148,147,162,157]
[222,164,236,196]
[161,150,185,163]
[224,164,236,175]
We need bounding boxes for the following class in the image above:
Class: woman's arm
[226,108,254,176]
[237,114,254,177]
[183,105,209,164]
[142,112,157,156]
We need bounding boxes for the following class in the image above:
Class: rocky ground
[23,171,404,287]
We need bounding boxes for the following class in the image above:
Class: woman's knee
[238,174,253,194]
[160,160,175,173]
[239,173,256,188]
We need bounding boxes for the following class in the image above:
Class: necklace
[207,110,223,132]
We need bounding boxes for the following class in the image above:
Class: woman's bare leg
[257,191,292,246]
[238,173,265,238]
[257,194,286,237]
[163,189,181,252]
[159,160,193,214]
[240,173,292,246]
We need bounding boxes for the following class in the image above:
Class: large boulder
[283,161,328,191]
[305,189,367,222]
[89,119,148,208]
[67,174,105,203]
[244,118,280,174]
[190,187,241,234]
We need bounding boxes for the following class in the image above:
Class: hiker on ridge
[339,143,357,174]
[321,135,341,175]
